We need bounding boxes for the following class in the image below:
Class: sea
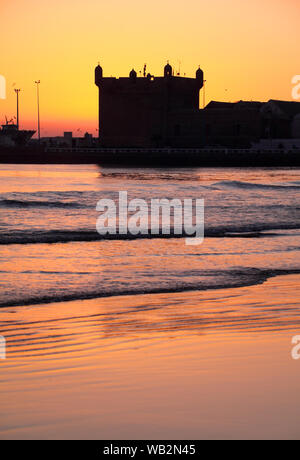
[0,164,300,439]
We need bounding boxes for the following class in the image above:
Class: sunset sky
[0,0,299,137]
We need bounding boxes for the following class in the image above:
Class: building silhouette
[95,63,300,148]
[204,99,300,148]
[95,63,204,147]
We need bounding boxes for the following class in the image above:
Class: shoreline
[1,273,300,439]
[1,267,300,310]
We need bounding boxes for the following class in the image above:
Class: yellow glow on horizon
[0,0,299,136]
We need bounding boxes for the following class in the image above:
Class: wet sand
[1,273,300,440]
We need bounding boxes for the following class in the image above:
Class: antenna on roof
[177,60,181,76]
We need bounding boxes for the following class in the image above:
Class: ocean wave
[212,180,300,191]
[100,171,198,182]
[0,224,298,245]
[0,198,83,209]
[1,268,299,308]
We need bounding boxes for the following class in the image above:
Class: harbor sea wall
[0,146,300,166]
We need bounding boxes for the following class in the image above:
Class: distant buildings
[39,131,95,148]
[0,122,96,150]
[95,63,300,148]
[204,99,300,148]
[3,64,300,151]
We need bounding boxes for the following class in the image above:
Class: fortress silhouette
[95,63,300,149]
[95,63,204,148]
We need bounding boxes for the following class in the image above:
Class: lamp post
[14,88,21,129]
[34,80,41,141]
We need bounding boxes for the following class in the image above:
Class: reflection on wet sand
[0,274,300,439]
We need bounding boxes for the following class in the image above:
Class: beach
[0,164,300,439]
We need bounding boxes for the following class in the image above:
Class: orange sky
[0,0,299,137]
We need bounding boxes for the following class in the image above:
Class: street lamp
[14,88,21,129]
[34,80,41,141]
